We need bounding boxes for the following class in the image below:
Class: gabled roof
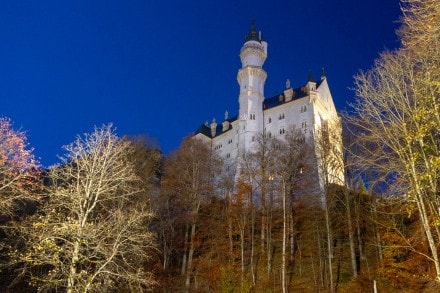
[263,86,306,110]
[264,79,323,110]
[194,115,237,139]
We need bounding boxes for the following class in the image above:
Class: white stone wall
[210,81,339,165]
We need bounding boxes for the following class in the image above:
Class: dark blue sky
[1,0,401,167]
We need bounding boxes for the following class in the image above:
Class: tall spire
[321,67,326,80]
[245,20,262,42]
[308,70,315,82]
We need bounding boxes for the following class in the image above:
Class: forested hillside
[0,0,438,292]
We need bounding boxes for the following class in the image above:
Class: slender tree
[162,137,219,292]
[274,128,311,292]
[313,118,346,292]
[239,132,279,286]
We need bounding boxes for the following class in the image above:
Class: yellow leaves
[430,156,440,168]
[432,218,440,227]
[32,222,43,229]
[37,238,57,251]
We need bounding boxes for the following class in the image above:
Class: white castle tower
[237,21,267,157]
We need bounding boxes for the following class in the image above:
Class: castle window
[228,139,232,144]
[268,117,272,123]
[226,153,231,159]
[252,136,255,142]
[279,113,285,120]
[302,121,307,129]
[279,128,285,135]
[250,114,256,120]
[300,105,307,113]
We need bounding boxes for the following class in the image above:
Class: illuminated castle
[194,22,343,187]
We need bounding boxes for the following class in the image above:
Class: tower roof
[245,20,262,42]
[308,70,315,82]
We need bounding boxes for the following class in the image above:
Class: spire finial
[321,67,326,80]
[245,20,261,42]
[250,19,256,31]
[286,79,291,89]
[224,110,229,120]
[308,70,315,82]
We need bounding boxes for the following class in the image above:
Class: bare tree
[346,0,440,281]
[239,132,278,282]
[273,128,311,292]
[162,136,219,292]
[313,118,345,292]
[17,124,156,292]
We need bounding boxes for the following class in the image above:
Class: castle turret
[237,21,267,107]
[222,111,230,132]
[307,71,317,93]
[237,21,267,153]
[210,118,217,137]
[284,79,294,102]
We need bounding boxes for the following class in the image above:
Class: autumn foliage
[0,117,39,216]
[0,0,439,291]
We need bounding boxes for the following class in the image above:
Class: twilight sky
[0,0,401,167]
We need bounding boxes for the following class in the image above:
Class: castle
[194,22,343,188]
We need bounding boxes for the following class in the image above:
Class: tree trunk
[228,209,234,263]
[324,196,334,292]
[345,190,358,278]
[185,221,197,292]
[181,223,189,276]
[67,240,80,293]
[281,180,287,293]
[266,189,273,277]
[250,198,256,286]
[240,223,245,282]
[414,191,440,280]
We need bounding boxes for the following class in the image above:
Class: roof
[264,79,323,110]
[194,115,237,139]
[263,86,306,110]
[245,20,262,42]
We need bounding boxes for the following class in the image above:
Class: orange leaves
[234,180,252,207]
[0,117,38,171]
[0,117,41,215]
